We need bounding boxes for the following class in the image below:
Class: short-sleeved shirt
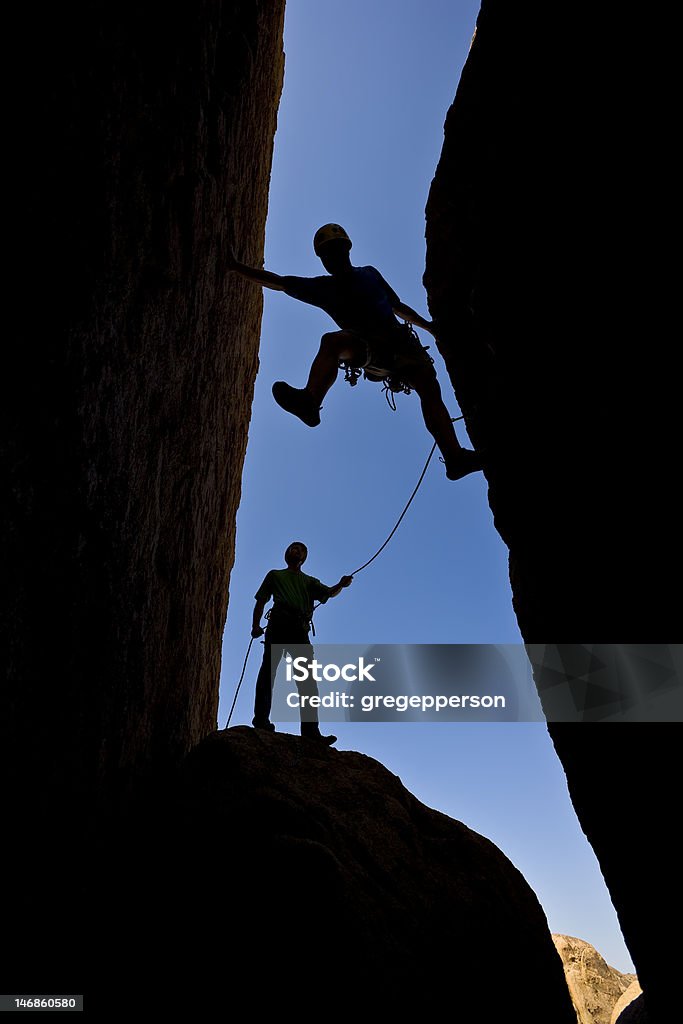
[282,265,401,339]
[255,569,333,619]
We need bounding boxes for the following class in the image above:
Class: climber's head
[285,541,308,568]
[313,223,352,274]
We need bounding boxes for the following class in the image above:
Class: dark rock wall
[3,2,285,998]
[3,1,285,805]
[614,993,648,1024]
[425,4,676,1021]
[110,727,575,1017]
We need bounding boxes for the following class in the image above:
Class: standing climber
[227,225,484,481]
[251,541,353,745]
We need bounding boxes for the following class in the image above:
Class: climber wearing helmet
[227,224,484,481]
[251,541,353,745]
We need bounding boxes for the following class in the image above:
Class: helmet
[313,223,352,255]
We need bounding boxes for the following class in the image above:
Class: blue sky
[218,0,634,973]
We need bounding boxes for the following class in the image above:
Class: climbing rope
[350,416,465,573]
[223,414,465,728]
[224,635,255,728]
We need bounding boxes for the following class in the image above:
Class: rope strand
[351,415,464,575]
[224,635,255,728]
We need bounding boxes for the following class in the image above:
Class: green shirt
[255,569,333,617]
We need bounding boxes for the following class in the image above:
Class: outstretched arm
[227,245,286,292]
[393,300,437,337]
[326,575,354,599]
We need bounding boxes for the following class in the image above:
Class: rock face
[98,727,575,1016]
[424,3,676,1021]
[552,934,637,1024]
[3,0,284,996]
[3,0,284,798]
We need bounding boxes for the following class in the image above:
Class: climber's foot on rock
[272,382,321,427]
[253,719,275,732]
[311,734,337,746]
[443,448,486,481]
[301,729,337,746]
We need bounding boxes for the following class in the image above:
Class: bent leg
[306,331,365,404]
[407,365,484,479]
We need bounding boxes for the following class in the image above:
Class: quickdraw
[343,364,363,387]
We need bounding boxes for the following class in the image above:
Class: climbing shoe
[300,725,337,746]
[272,382,321,427]
[253,719,275,732]
[307,733,337,746]
[443,449,485,481]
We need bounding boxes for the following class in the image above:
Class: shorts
[346,324,435,382]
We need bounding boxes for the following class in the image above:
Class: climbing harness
[223,412,465,729]
[265,603,315,636]
[342,359,415,410]
[339,322,434,413]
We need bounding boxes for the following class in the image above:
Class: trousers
[253,611,322,736]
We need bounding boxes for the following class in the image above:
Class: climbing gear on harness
[272,381,321,427]
[265,603,315,636]
[343,364,363,387]
[313,223,352,255]
[339,322,434,411]
[382,377,412,411]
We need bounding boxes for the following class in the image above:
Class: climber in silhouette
[251,541,353,745]
[227,225,484,481]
